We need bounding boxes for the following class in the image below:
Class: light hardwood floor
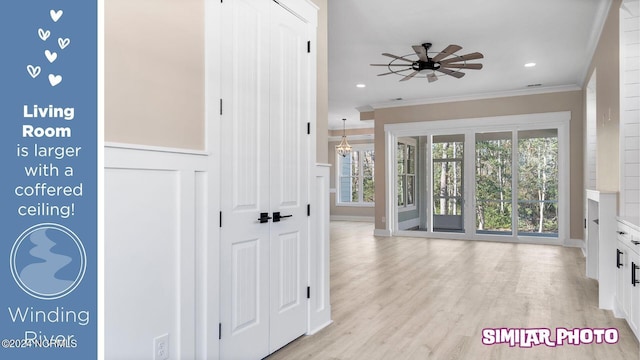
[267,221,640,360]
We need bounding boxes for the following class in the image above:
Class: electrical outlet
[153,334,169,360]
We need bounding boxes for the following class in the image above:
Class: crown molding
[369,84,582,110]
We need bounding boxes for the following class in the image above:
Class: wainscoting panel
[104,144,209,359]
[309,164,332,334]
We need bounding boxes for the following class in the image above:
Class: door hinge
[307,204,310,216]
[584,218,586,229]
[307,122,311,135]
[307,286,311,299]
[219,323,222,340]
[220,99,223,115]
[307,40,311,53]
[220,211,222,228]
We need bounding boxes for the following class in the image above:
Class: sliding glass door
[475,132,512,235]
[517,129,558,237]
[474,130,559,237]
[387,112,568,243]
[432,135,464,232]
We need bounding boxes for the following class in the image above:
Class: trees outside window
[337,146,374,205]
[475,130,558,236]
[397,139,416,208]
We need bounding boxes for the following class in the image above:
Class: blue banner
[0,2,97,359]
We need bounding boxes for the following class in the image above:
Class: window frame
[335,144,375,207]
[397,137,417,212]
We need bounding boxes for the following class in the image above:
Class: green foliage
[474,133,558,234]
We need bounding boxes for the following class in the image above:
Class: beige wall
[105,0,329,155]
[373,91,585,239]
[312,0,329,164]
[584,0,621,192]
[105,0,205,149]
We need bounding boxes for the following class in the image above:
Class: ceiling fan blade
[427,73,438,83]
[377,68,413,76]
[412,45,429,61]
[439,52,484,64]
[431,44,462,62]
[440,63,483,70]
[370,63,413,67]
[382,53,414,63]
[400,70,420,81]
[436,68,465,79]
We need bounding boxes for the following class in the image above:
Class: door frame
[384,111,570,245]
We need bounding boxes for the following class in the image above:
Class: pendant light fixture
[336,118,352,157]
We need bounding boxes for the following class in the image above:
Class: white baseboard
[564,238,585,249]
[307,320,333,336]
[373,228,392,237]
[330,215,374,222]
[398,217,420,230]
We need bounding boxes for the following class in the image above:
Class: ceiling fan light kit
[371,42,484,82]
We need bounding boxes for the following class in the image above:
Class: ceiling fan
[371,43,484,82]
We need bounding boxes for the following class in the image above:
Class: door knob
[257,212,272,223]
[273,212,293,222]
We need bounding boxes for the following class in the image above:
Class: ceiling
[327,0,611,130]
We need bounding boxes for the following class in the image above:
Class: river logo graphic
[10,223,86,300]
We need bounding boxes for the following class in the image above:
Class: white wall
[620,0,640,218]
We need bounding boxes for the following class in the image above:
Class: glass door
[432,134,464,232]
[517,129,559,237]
[475,132,513,235]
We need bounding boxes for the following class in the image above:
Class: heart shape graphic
[58,38,70,50]
[48,74,62,87]
[50,9,63,22]
[45,50,57,63]
[27,65,41,79]
[38,28,50,41]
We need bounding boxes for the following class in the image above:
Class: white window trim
[335,144,375,207]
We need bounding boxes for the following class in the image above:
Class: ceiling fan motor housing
[412,42,441,70]
[413,60,441,71]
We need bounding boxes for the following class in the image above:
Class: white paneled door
[220,0,310,359]
[268,2,309,353]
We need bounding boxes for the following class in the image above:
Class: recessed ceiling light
[356,83,366,88]
[524,62,536,68]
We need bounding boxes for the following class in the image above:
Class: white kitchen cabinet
[615,218,640,341]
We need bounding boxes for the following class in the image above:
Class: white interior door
[268,3,309,353]
[220,1,309,358]
[220,0,271,358]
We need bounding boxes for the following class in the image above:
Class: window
[384,111,569,242]
[517,129,558,236]
[475,129,559,237]
[397,138,416,209]
[337,146,374,205]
